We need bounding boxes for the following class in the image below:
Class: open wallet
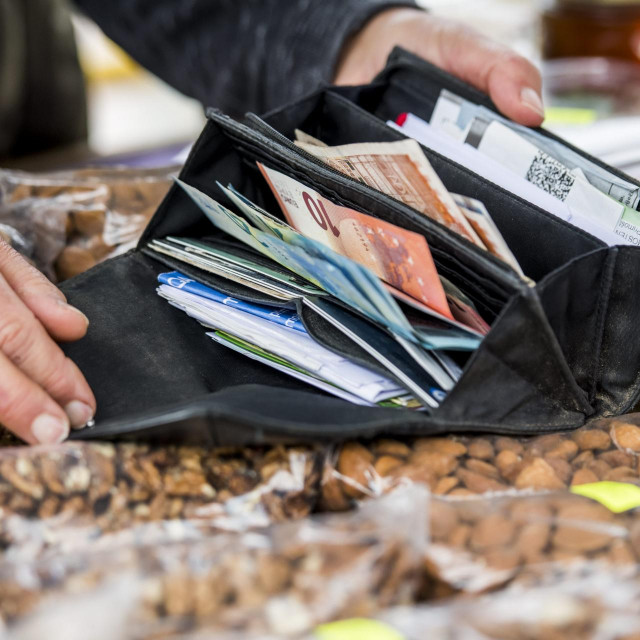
[62,48,640,446]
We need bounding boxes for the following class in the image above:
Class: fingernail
[56,299,89,326]
[64,401,94,429]
[520,87,544,118]
[31,413,70,444]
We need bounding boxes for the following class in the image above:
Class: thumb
[484,51,545,127]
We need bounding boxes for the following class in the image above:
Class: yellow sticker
[544,107,597,126]
[570,481,640,513]
[315,619,404,640]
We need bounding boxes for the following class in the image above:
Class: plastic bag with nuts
[19,561,634,640]
[319,414,640,510]
[368,563,640,640]
[0,441,323,560]
[0,166,175,282]
[0,487,428,639]
[423,489,640,597]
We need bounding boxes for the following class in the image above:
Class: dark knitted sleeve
[73,0,419,116]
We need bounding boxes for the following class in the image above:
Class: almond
[413,438,467,457]
[409,450,458,477]
[570,468,599,486]
[373,455,403,477]
[545,439,579,461]
[494,437,524,455]
[515,523,550,560]
[374,440,411,458]
[611,422,640,453]
[470,514,517,550]
[433,476,459,495]
[429,500,459,540]
[457,469,508,493]
[336,443,375,499]
[573,429,611,451]
[465,458,500,479]
[468,439,494,460]
[515,458,565,490]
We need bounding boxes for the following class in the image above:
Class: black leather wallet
[61,49,640,445]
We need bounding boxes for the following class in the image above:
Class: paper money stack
[147,127,525,412]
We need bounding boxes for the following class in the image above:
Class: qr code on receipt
[526,150,575,201]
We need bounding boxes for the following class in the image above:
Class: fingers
[0,272,96,435]
[431,19,544,126]
[0,350,71,444]
[0,240,89,342]
[335,8,545,128]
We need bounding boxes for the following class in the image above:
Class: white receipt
[389,113,622,246]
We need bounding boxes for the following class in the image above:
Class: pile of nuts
[424,491,640,596]
[376,564,640,640]
[320,417,640,509]
[0,414,639,636]
[0,442,322,539]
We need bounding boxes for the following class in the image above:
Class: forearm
[73,0,419,116]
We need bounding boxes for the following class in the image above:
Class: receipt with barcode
[392,108,638,245]
[426,91,640,246]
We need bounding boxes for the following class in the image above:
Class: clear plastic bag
[374,563,640,640]
[0,487,427,638]
[0,441,323,561]
[0,194,68,281]
[0,166,175,282]
[320,414,640,509]
[422,489,640,597]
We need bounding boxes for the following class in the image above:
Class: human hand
[335,8,544,127]
[0,240,95,444]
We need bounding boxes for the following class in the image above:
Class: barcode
[526,151,574,202]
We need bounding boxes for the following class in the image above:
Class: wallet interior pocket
[371,47,640,190]
[259,89,606,283]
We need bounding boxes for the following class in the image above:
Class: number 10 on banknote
[258,163,453,320]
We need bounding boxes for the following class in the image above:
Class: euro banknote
[257,164,453,320]
[295,136,485,248]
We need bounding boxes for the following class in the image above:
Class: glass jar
[542,0,640,62]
